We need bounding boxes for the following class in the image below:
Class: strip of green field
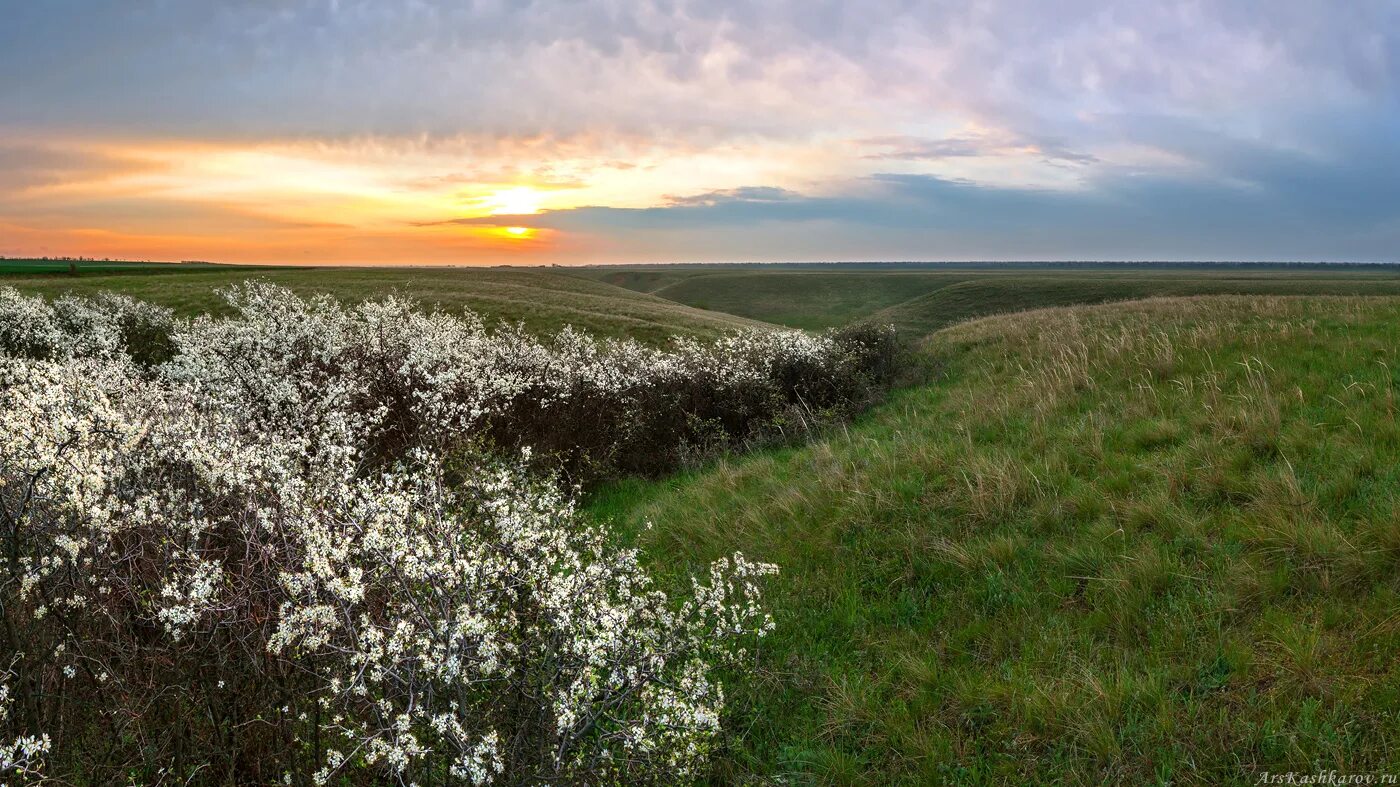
[574,267,972,328]
[0,259,271,275]
[869,275,1400,337]
[1,266,766,342]
[576,265,1400,336]
[588,295,1400,783]
[651,271,970,329]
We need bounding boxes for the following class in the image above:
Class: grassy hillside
[20,263,1399,342]
[870,275,1400,338]
[648,271,970,330]
[572,267,981,329]
[576,265,1400,337]
[2,266,764,342]
[588,295,1400,784]
[569,267,712,295]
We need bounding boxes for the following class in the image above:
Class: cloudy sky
[1,1,1397,264]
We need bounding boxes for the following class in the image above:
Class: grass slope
[571,267,981,329]
[578,265,1400,337]
[568,267,712,295]
[647,272,970,330]
[2,266,764,342]
[870,276,1400,338]
[589,295,1400,784]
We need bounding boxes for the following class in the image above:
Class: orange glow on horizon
[0,133,861,264]
[482,225,539,242]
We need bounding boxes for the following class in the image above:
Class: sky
[0,1,1397,265]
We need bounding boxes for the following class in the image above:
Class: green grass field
[16,261,1400,342]
[868,275,1400,338]
[589,295,1400,784]
[0,259,268,275]
[576,264,1400,337]
[1,265,762,342]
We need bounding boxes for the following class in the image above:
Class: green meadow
[592,294,1400,783]
[7,261,1400,782]
[0,263,760,342]
[577,263,1400,336]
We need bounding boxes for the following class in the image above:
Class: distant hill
[575,263,1400,336]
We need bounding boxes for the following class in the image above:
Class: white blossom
[0,283,892,783]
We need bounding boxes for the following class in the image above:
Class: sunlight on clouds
[0,133,886,263]
[1,3,1395,263]
[478,225,541,242]
[480,187,544,216]
[0,126,1107,264]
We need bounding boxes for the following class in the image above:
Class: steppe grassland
[1,266,763,342]
[578,265,1400,335]
[589,295,1400,783]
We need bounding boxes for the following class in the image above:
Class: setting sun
[482,225,537,241]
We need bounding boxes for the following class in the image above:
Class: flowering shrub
[0,352,775,783]
[0,283,892,783]
[199,283,895,477]
[4,281,893,479]
[0,287,176,367]
[0,667,49,781]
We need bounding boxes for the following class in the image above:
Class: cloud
[3,1,1394,142]
[0,143,155,192]
[427,119,1400,260]
[663,187,802,207]
[861,133,1099,166]
[2,1,1399,261]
